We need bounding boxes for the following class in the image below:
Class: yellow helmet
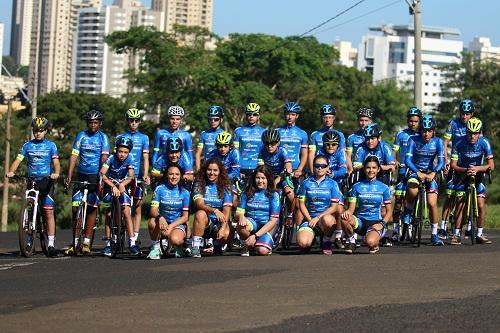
[466,117,482,133]
[216,131,232,145]
[245,103,260,115]
[126,108,141,119]
[31,117,49,130]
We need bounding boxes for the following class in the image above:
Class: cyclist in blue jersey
[195,105,224,171]
[341,156,393,254]
[296,155,344,255]
[258,129,293,187]
[236,165,280,256]
[151,137,194,182]
[391,106,421,242]
[152,105,193,164]
[207,131,240,181]
[346,108,373,174]
[100,137,139,256]
[147,163,190,259]
[7,117,60,257]
[233,103,266,178]
[402,115,445,246]
[190,158,233,258]
[115,108,150,249]
[278,102,308,178]
[308,104,346,172]
[353,123,395,184]
[450,118,495,245]
[65,110,110,255]
[440,99,475,237]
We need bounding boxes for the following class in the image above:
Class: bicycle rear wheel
[38,214,49,256]
[73,203,86,254]
[110,198,122,258]
[469,191,477,245]
[18,201,35,257]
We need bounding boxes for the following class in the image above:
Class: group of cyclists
[7,98,495,258]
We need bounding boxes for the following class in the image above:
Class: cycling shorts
[298,221,322,237]
[72,173,99,207]
[102,188,132,208]
[407,174,438,193]
[453,174,486,198]
[353,216,383,237]
[394,169,407,197]
[30,178,55,209]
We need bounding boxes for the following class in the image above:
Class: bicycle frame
[24,178,41,232]
[464,176,478,245]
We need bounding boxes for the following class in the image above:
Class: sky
[1,0,499,55]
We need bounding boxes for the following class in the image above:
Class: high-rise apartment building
[151,0,213,33]
[468,37,500,62]
[71,0,163,97]
[333,40,358,68]
[357,24,463,112]
[0,22,4,79]
[10,0,33,66]
[28,0,101,99]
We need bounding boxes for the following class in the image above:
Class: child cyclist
[100,137,139,256]
[7,117,61,257]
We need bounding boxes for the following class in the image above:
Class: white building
[71,1,163,97]
[333,40,358,68]
[468,37,500,62]
[357,24,463,112]
[10,0,33,66]
[151,0,213,33]
[0,22,4,79]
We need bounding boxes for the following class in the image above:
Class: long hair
[195,157,231,200]
[245,165,276,199]
[161,162,184,185]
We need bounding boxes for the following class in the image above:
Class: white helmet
[167,105,185,117]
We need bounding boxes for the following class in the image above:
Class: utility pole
[1,99,13,232]
[408,0,423,109]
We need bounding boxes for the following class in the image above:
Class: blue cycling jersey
[102,154,134,181]
[193,182,233,220]
[116,131,149,178]
[347,130,364,156]
[152,128,193,164]
[257,147,291,177]
[233,124,266,170]
[405,136,445,173]
[197,127,224,159]
[297,176,344,218]
[393,128,419,171]
[317,147,347,184]
[451,136,494,167]
[17,139,59,177]
[237,190,280,226]
[309,128,346,154]
[207,148,241,180]
[151,183,190,224]
[443,118,467,145]
[151,151,193,176]
[353,140,395,168]
[348,179,391,221]
[72,130,110,175]
[277,124,308,170]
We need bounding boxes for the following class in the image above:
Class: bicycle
[275,171,295,250]
[109,195,127,257]
[462,174,480,245]
[15,175,52,257]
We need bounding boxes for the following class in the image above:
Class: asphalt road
[1,229,500,332]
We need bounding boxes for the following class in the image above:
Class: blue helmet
[407,106,422,118]
[284,101,301,113]
[116,137,133,151]
[420,114,436,130]
[363,123,382,138]
[166,137,183,153]
[208,105,224,118]
[459,99,474,113]
[320,104,336,116]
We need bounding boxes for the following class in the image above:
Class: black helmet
[262,129,280,144]
[407,106,422,118]
[166,137,183,153]
[208,105,224,118]
[363,123,382,138]
[320,104,336,116]
[31,117,49,130]
[85,110,103,121]
[420,115,437,130]
[322,131,340,145]
[357,107,373,119]
[115,137,133,151]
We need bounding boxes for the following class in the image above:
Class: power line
[299,0,368,37]
[315,0,403,35]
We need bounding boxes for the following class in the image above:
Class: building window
[389,42,405,64]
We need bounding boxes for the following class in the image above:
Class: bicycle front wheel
[469,191,477,246]
[18,201,35,257]
[73,204,86,254]
[110,197,122,258]
[38,214,49,256]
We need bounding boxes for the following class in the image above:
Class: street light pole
[413,0,422,109]
[1,99,13,232]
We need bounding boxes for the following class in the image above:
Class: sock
[349,235,356,244]
[392,222,399,235]
[192,236,203,248]
[431,223,438,235]
[466,221,472,231]
[206,237,213,246]
[151,240,160,249]
[160,238,168,247]
[477,228,483,237]
[83,237,91,245]
[455,228,461,236]
[334,229,342,239]
[105,239,111,247]
[381,228,388,238]
[134,232,139,239]
[440,220,447,230]
[129,238,136,246]
[74,238,79,246]
[48,235,55,247]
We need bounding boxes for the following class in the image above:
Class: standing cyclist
[346,108,373,174]
[65,110,110,255]
[195,105,224,172]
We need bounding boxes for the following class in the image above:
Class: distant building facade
[151,0,213,33]
[333,40,358,68]
[468,37,500,62]
[10,0,33,66]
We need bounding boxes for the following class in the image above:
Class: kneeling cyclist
[450,117,495,245]
[402,115,445,246]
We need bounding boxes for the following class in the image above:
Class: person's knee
[256,246,271,256]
